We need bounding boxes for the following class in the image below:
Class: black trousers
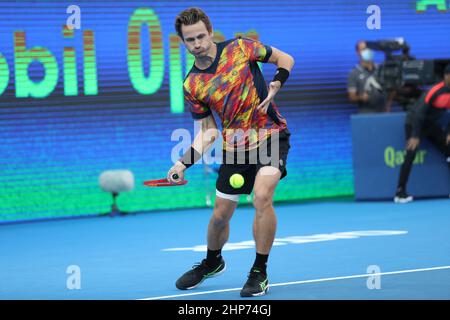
[397,123,450,191]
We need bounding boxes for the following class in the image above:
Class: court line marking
[139,265,450,300]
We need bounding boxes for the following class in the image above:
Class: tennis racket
[143,173,187,187]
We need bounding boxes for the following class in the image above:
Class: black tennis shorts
[216,128,291,196]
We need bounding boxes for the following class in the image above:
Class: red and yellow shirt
[183,37,288,151]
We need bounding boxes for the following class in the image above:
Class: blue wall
[0,1,449,221]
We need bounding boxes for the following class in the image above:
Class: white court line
[139,265,450,300]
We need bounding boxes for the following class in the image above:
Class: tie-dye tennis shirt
[183,37,288,151]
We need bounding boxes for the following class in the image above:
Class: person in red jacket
[394,64,450,203]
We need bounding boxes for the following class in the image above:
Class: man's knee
[253,189,273,211]
[211,198,235,227]
[210,214,228,228]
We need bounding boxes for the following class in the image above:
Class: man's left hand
[256,81,281,114]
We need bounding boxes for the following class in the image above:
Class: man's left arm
[447,119,450,145]
[256,47,295,113]
[268,47,295,74]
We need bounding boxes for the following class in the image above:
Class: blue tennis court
[1,0,450,304]
[1,198,448,300]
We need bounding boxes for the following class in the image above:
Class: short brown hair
[175,7,212,40]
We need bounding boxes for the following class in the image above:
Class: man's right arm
[190,114,220,158]
[348,91,369,103]
[168,114,219,183]
[347,70,369,103]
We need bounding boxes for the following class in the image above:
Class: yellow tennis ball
[229,173,244,188]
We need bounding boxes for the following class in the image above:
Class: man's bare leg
[175,194,237,290]
[240,166,281,297]
[253,166,281,257]
[207,195,238,250]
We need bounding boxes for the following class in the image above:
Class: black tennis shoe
[175,258,226,290]
[394,190,413,203]
[240,268,269,297]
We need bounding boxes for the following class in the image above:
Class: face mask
[360,48,374,62]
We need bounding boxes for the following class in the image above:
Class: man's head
[175,7,214,58]
[444,64,450,87]
[356,41,374,63]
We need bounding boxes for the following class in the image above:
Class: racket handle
[172,173,179,180]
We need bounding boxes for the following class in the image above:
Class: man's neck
[195,42,217,70]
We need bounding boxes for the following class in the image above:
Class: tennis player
[167,7,294,297]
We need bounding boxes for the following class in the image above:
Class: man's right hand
[167,161,186,184]
[359,92,370,102]
[406,137,420,151]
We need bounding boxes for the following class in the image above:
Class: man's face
[357,41,375,63]
[181,21,214,58]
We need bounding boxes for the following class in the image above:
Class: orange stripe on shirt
[425,81,445,104]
